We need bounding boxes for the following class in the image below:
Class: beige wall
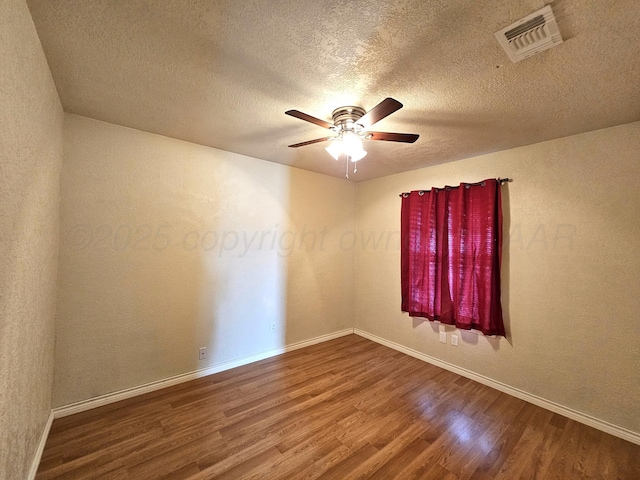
[0,0,64,478]
[55,114,355,406]
[355,121,640,433]
[51,115,640,436]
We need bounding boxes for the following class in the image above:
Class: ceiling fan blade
[288,137,332,148]
[285,110,333,129]
[367,132,419,143]
[356,98,403,129]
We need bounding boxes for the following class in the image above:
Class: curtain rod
[399,177,511,197]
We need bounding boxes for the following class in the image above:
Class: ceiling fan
[285,98,419,177]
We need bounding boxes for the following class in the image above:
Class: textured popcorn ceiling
[27,0,640,181]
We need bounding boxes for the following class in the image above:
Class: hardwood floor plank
[366,437,431,480]
[36,334,640,479]
[278,443,353,480]
[125,430,224,479]
[273,402,358,453]
[110,423,224,477]
[341,422,430,479]
[159,463,200,480]
[493,425,547,480]
[240,436,345,480]
[195,446,282,480]
[316,443,379,479]
[37,427,164,480]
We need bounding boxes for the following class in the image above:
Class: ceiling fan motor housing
[331,106,366,131]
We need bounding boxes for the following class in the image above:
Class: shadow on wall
[57,115,356,407]
[126,158,296,380]
[283,168,355,347]
[141,153,293,376]
[55,117,293,406]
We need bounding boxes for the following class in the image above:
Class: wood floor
[37,335,639,479]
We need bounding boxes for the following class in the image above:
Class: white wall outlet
[439,332,447,343]
[451,334,459,346]
[271,323,276,332]
[198,347,207,360]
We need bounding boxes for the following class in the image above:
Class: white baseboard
[53,328,354,419]
[354,328,640,446]
[27,410,54,480]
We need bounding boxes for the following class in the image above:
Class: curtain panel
[401,179,505,336]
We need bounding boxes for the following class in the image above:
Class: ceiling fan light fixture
[325,131,367,161]
[342,129,362,148]
[349,148,367,162]
[325,139,344,160]
[343,131,366,161]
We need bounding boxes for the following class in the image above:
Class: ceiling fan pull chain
[345,156,349,179]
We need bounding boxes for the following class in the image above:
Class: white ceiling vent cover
[495,5,563,63]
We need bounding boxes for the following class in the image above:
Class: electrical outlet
[439,332,447,343]
[199,347,207,360]
[271,323,276,332]
[451,335,459,346]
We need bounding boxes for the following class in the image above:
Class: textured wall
[55,114,354,406]
[0,0,63,478]
[354,121,640,433]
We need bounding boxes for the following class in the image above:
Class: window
[400,179,505,336]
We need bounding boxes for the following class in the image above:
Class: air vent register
[495,5,563,62]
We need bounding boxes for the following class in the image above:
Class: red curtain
[401,179,505,336]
